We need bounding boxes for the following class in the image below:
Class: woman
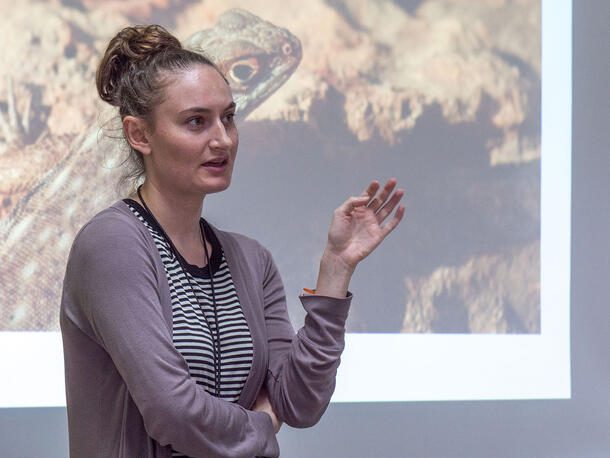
[60,25,404,458]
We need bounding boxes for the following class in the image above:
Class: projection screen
[0,0,570,407]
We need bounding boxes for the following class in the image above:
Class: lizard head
[185,8,302,121]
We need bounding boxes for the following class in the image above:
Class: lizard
[0,8,302,331]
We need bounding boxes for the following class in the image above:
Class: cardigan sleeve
[260,245,352,428]
[63,211,279,458]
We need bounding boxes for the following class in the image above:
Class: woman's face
[142,64,238,197]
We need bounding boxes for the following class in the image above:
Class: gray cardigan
[60,201,352,458]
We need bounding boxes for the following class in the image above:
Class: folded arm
[260,245,352,428]
[63,212,279,458]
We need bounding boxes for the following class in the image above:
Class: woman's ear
[123,116,152,156]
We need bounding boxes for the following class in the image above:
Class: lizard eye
[229,59,259,84]
[282,43,293,56]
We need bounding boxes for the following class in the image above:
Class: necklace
[136,185,221,397]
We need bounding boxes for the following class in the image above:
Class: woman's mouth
[202,159,228,172]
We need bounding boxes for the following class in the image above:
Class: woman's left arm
[261,179,405,428]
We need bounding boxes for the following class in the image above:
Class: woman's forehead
[159,65,233,111]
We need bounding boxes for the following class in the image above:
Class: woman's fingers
[351,181,380,209]
[337,195,370,216]
[341,179,404,225]
[360,181,380,200]
[367,178,397,213]
[380,204,406,239]
[252,389,282,433]
[375,187,405,223]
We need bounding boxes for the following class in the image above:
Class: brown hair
[96,24,226,189]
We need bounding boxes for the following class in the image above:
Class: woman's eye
[187,117,203,127]
[223,113,235,124]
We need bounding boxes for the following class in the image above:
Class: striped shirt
[124,200,253,457]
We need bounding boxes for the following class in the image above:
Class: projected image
[0,0,540,334]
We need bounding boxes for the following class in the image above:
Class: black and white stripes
[124,200,253,457]
[125,200,253,399]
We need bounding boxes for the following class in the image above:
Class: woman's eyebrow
[179,101,236,115]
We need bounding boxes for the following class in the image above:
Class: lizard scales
[0,8,302,331]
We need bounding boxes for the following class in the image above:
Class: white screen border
[333,0,572,402]
[0,0,571,407]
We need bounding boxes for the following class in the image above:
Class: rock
[177,0,540,164]
[401,242,540,333]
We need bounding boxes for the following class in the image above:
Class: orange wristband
[302,288,316,295]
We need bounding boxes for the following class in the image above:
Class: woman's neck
[134,181,205,248]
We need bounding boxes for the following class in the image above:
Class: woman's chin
[196,178,231,195]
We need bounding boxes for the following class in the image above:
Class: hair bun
[96,25,181,106]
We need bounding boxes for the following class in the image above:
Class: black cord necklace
[136,185,221,397]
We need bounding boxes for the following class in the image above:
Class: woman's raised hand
[325,178,405,270]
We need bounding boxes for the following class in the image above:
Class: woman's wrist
[314,248,356,299]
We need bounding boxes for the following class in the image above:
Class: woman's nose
[209,118,233,149]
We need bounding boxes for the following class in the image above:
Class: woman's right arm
[62,211,278,458]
